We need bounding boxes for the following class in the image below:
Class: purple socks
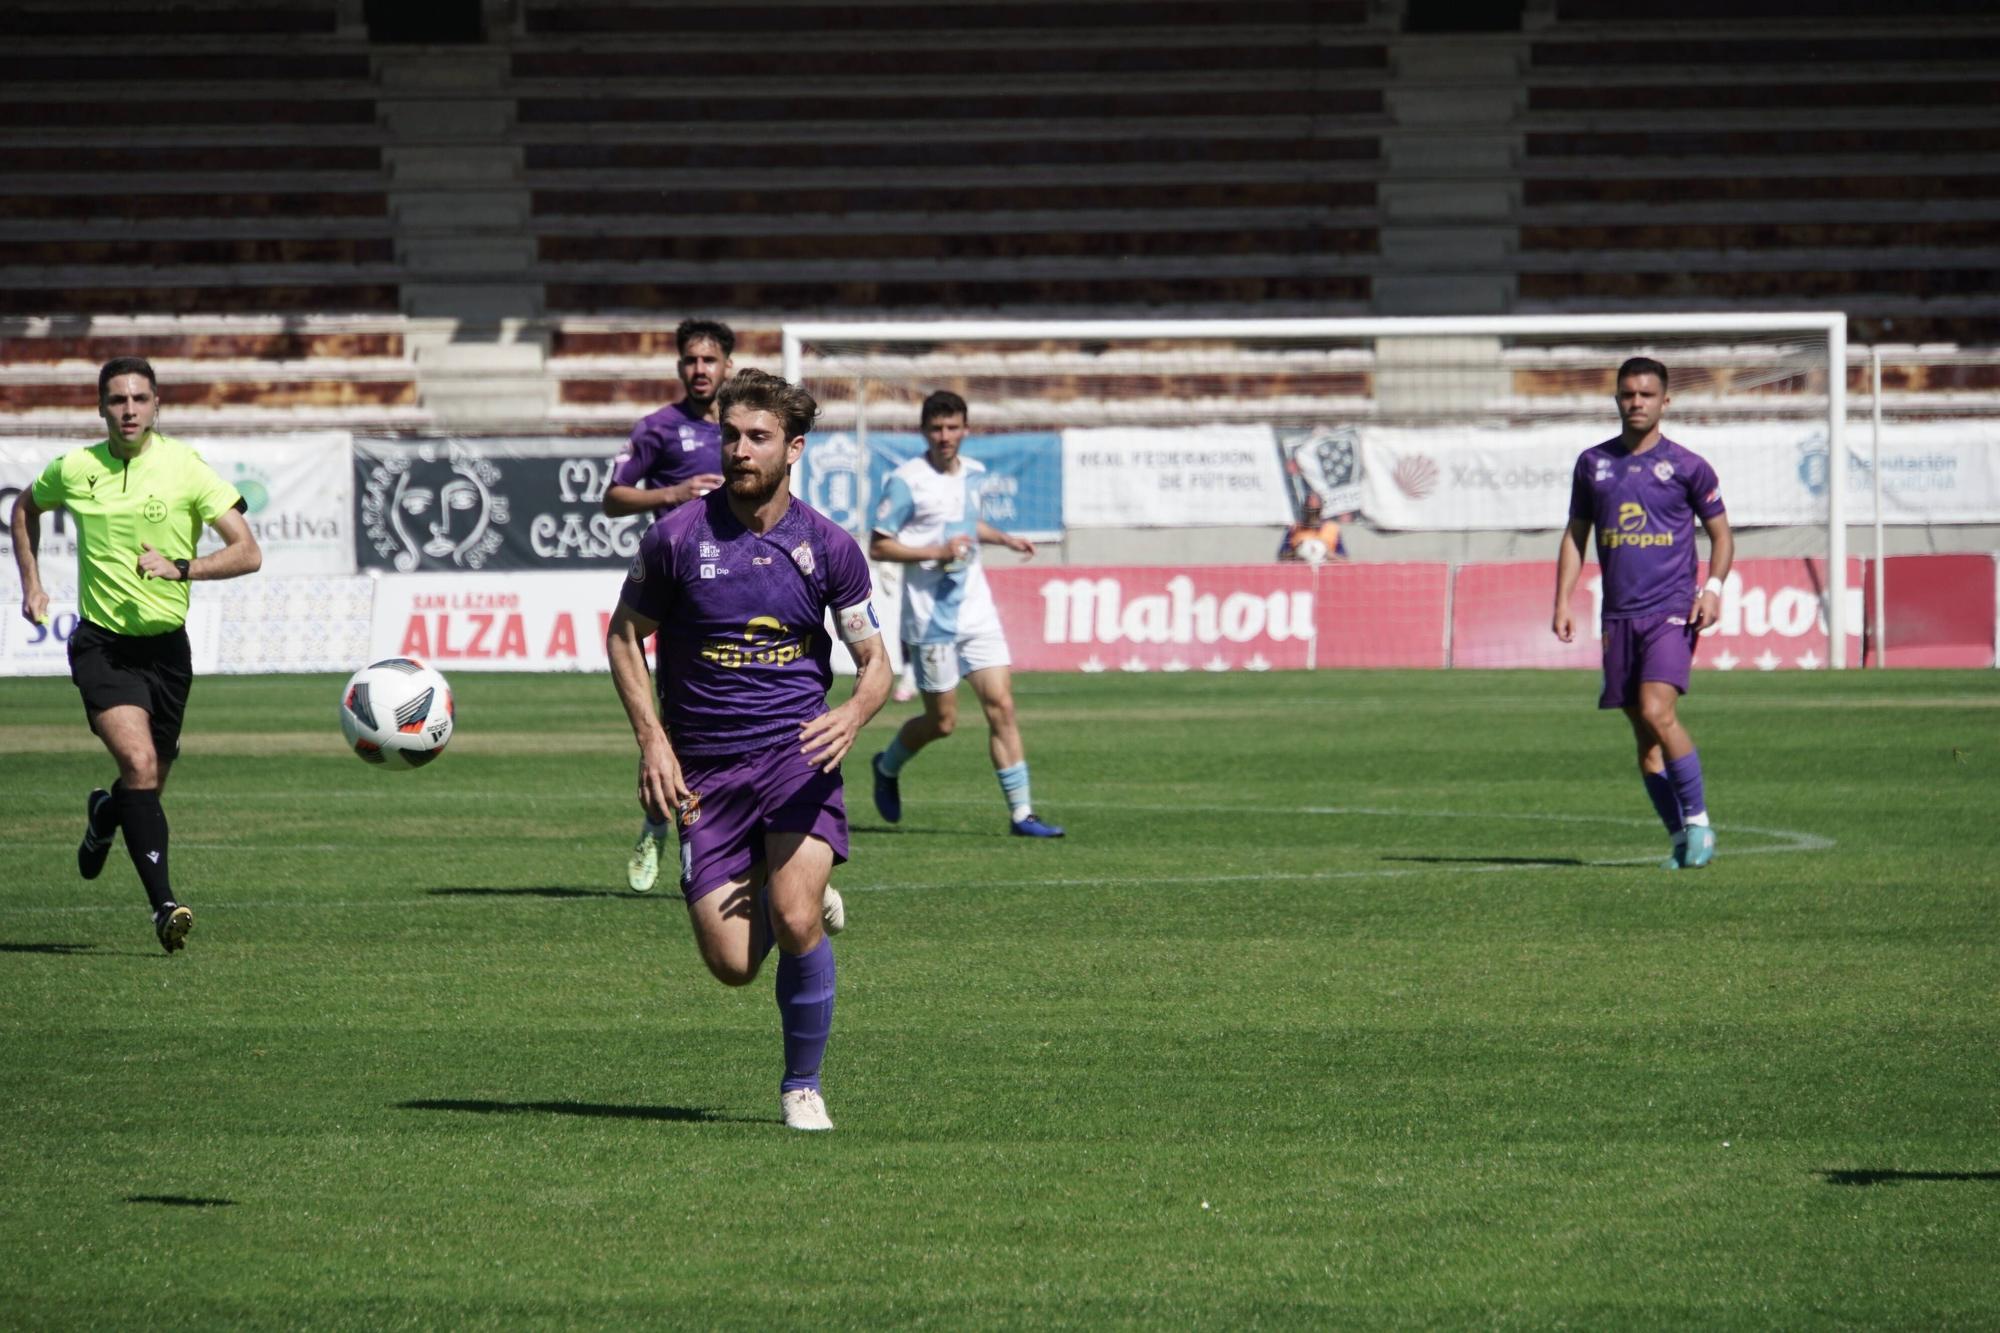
[1642,769,1684,836]
[1665,749,1707,821]
[776,936,836,1094]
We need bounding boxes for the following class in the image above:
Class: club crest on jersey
[1653,461,1675,481]
[789,542,815,576]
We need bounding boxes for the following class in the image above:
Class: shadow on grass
[1382,855,1590,867]
[127,1195,237,1207]
[425,886,667,900]
[1818,1169,2000,1187]
[854,824,1011,838]
[0,942,100,954]
[399,1097,744,1124]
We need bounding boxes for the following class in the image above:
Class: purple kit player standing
[1553,357,1735,869]
[604,317,734,893]
[606,369,891,1131]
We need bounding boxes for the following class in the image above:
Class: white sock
[1685,811,1711,827]
[643,816,670,837]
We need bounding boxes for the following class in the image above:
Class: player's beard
[725,457,787,507]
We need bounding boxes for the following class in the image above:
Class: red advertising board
[986,563,1450,672]
[1451,558,1868,670]
[1867,553,1997,668]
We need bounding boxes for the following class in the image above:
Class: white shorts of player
[910,627,1012,694]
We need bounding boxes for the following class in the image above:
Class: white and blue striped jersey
[873,455,1004,646]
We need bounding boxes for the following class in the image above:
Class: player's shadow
[1817,1169,2000,1187]
[1382,855,1589,867]
[0,942,100,954]
[425,886,659,900]
[126,1195,237,1207]
[399,1097,739,1124]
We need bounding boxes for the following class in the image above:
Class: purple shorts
[1599,612,1697,709]
[674,741,849,903]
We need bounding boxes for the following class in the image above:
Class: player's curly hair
[717,368,819,440]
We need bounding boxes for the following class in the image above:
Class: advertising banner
[368,570,644,672]
[2,433,354,576]
[0,571,372,676]
[1061,425,1291,528]
[797,430,1063,541]
[1450,557,1866,670]
[1869,553,1997,668]
[1360,421,2000,531]
[353,437,643,573]
[987,564,1324,672]
[1277,424,1365,516]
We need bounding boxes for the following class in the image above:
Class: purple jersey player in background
[605,317,734,893]
[1553,357,1735,870]
[607,368,891,1132]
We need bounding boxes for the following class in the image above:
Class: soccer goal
[784,313,1852,666]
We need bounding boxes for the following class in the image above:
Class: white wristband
[1703,577,1724,597]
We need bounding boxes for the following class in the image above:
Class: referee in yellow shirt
[10,358,262,953]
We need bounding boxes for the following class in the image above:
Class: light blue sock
[996,761,1032,823]
[878,736,915,777]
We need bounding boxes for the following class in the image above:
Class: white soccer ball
[338,657,455,768]
[1294,535,1330,565]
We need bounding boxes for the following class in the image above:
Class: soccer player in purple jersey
[606,369,891,1131]
[604,318,734,892]
[1553,357,1735,870]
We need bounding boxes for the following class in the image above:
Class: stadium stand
[0,0,1994,436]
[1520,0,2000,344]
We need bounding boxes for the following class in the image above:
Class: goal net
[784,315,1849,669]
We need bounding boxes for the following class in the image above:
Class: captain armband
[836,600,882,644]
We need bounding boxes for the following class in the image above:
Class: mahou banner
[986,563,1449,672]
[1450,557,1866,670]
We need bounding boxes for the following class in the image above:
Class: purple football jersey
[613,400,723,499]
[619,492,876,756]
[1569,435,1726,621]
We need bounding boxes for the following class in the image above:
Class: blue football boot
[871,752,901,824]
[1010,813,1065,838]
[1682,824,1716,868]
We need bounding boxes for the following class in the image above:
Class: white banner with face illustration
[352,437,644,573]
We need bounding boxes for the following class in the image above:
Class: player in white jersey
[867,392,1063,838]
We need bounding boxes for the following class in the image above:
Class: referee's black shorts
[68,620,193,762]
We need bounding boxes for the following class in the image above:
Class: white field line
[0,804,1831,916]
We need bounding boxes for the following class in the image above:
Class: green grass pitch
[1,668,1996,1327]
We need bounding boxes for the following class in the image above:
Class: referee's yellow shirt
[31,433,242,637]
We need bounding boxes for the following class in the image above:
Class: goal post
[784,312,1852,666]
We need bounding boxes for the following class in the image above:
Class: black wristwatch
[173,558,191,582]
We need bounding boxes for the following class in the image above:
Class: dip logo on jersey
[678,425,703,452]
[700,615,806,669]
[803,432,863,533]
[1602,501,1672,549]
[360,441,509,573]
[1595,460,1614,482]
[142,497,167,523]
